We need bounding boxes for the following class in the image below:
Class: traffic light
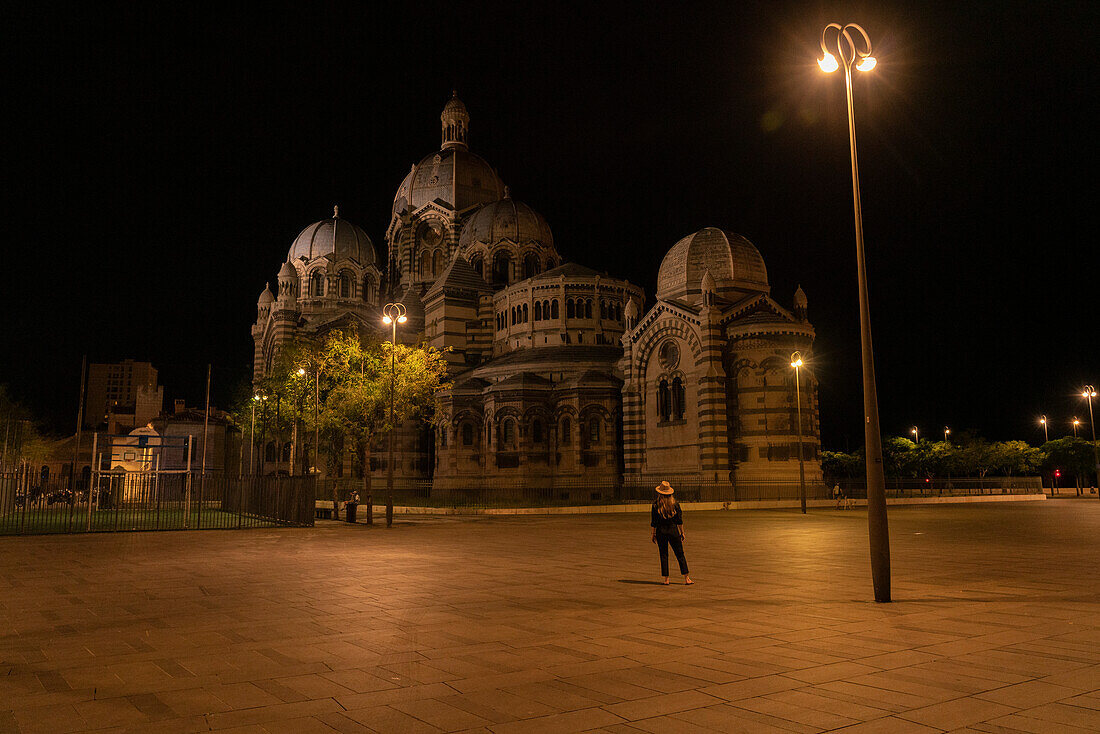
[1055,469,1061,478]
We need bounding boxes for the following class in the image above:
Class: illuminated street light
[911,427,919,443]
[1039,415,1048,443]
[944,426,950,444]
[819,21,890,602]
[1073,418,1080,437]
[791,351,807,515]
[1083,386,1098,496]
[382,302,408,525]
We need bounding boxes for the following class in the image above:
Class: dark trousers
[656,533,689,576]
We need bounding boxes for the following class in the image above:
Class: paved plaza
[2,501,1100,733]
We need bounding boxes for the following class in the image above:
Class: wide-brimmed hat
[655,481,674,495]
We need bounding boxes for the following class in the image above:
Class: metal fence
[0,467,314,536]
[313,476,1044,510]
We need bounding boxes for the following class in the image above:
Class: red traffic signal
[1055,469,1061,477]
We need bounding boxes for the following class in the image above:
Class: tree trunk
[331,479,340,520]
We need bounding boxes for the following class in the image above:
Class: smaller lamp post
[1039,415,1049,443]
[943,426,950,444]
[250,394,260,475]
[1083,386,1098,496]
[791,351,807,514]
[911,427,919,444]
[1073,418,1080,438]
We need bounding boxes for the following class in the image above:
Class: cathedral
[252,93,821,495]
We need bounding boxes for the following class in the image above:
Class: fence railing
[0,468,314,536]
[309,476,1044,510]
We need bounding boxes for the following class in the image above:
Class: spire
[333,204,339,219]
[793,284,808,321]
[440,90,470,150]
[503,185,511,199]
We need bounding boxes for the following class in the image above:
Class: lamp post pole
[250,395,258,475]
[791,352,807,514]
[1073,419,1079,438]
[1039,416,1048,444]
[819,22,890,602]
[1084,386,1098,496]
[911,427,919,444]
[382,303,408,526]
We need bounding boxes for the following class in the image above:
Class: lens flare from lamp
[818,53,839,72]
[791,358,803,368]
[398,315,408,323]
[856,56,877,71]
[382,315,392,324]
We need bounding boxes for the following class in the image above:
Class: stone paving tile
[5,503,1100,734]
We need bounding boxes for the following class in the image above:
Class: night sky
[5,1,1096,449]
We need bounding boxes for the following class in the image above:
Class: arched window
[589,418,600,444]
[440,428,447,449]
[471,256,483,279]
[492,251,512,284]
[282,442,292,461]
[543,300,550,319]
[567,299,575,318]
[265,442,276,462]
[340,271,352,298]
[551,300,559,318]
[534,301,542,320]
[600,300,607,319]
[672,377,686,420]
[433,250,442,277]
[585,299,593,319]
[511,307,516,325]
[545,257,555,271]
[420,250,432,279]
[615,302,622,321]
[524,253,540,279]
[532,419,543,444]
[522,304,529,322]
[362,276,374,303]
[561,417,571,444]
[658,380,671,421]
[462,423,473,446]
[502,418,515,445]
[309,271,324,297]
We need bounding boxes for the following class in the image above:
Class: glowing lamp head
[297,368,305,376]
[791,358,803,368]
[382,315,392,325]
[1039,418,1046,425]
[818,52,839,73]
[397,315,408,324]
[253,395,260,402]
[855,55,877,71]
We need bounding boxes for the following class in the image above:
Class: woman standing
[651,481,693,585]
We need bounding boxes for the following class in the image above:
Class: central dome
[656,227,769,303]
[391,93,505,218]
[287,210,376,265]
[459,193,555,252]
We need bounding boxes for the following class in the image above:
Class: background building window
[589,418,600,444]
[532,419,543,443]
[462,423,473,446]
[672,377,685,420]
[310,271,324,297]
[502,418,515,445]
[658,380,670,421]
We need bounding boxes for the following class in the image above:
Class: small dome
[656,227,769,303]
[459,194,555,252]
[794,284,808,309]
[701,270,716,292]
[288,209,376,265]
[257,283,275,305]
[624,298,639,320]
[279,261,298,279]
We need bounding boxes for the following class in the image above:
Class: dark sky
[4,1,1096,449]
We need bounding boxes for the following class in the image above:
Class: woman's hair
[656,493,677,519]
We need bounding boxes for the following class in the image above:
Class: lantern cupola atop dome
[441,91,469,150]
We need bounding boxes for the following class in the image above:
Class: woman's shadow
[616,579,667,585]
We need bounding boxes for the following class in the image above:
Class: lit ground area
[2,501,1100,733]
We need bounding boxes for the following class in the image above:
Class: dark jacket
[651,502,683,536]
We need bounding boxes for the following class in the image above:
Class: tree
[1042,437,1095,486]
[323,332,450,499]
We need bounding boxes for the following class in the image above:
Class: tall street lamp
[250,394,260,475]
[382,302,408,521]
[1073,418,1080,438]
[943,427,950,444]
[911,427,919,444]
[1083,386,1098,495]
[791,351,807,514]
[1039,415,1049,443]
[819,22,889,602]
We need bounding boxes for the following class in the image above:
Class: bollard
[386,495,393,528]
[366,493,373,525]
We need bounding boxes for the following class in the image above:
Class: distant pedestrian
[832,483,843,509]
[345,490,360,523]
[651,481,692,585]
